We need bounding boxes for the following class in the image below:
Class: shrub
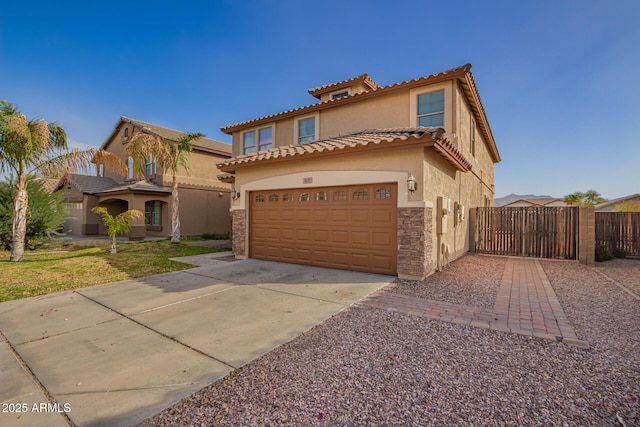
[0,179,67,250]
[612,248,627,258]
[201,232,230,240]
[595,245,613,262]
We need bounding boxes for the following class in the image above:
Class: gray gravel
[391,254,505,309]
[595,258,640,297]
[140,255,640,426]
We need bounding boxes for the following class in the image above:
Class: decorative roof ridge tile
[308,73,379,97]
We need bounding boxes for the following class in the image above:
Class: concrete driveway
[0,255,393,427]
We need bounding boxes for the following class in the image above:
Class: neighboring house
[595,194,640,212]
[56,117,232,239]
[217,64,501,279]
[501,198,567,208]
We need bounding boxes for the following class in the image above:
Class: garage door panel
[372,231,394,246]
[350,209,370,222]
[351,231,371,245]
[331,230,349,244]
[250,183,397,275]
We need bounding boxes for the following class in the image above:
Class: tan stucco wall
[226,74,498,274]
[178,187,231,236]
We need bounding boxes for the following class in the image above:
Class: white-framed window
[145,156,156,176]
[295,114,318,144]
[127,156,134,180]
[243,126,273,154]
[417,90,444,127]
[145,200,161,226]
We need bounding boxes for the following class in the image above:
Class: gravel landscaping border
[141,255,640,426]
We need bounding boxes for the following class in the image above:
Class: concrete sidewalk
[0,256,392,427]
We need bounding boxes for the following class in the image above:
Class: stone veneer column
[231,209,246,258]
[397,207,433,280]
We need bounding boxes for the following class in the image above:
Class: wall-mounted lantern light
[407,175,417,193]
[231,187,240,200]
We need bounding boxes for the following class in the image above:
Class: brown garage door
[250,183,397,275]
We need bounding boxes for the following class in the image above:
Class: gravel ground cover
[595,258,640,296]
[390,254,505,309]
[141,255,639,426]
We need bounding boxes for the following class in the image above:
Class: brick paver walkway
[360,257,589,347]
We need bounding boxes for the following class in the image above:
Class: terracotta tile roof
[220,64,471,134]
[103,117,231,156]
[307,73,379,99]
[217,127,471,173]
[218,64,499,164]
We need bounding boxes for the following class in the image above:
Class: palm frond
[34,148,100,179]
[127,131,164,178]
[92,148,128,176]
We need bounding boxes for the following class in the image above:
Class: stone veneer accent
[397,207,433,280]
[231,209,246,257]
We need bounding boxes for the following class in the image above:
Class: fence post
[578,206,595,266]
[469,208,477,253]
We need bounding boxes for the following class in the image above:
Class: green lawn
[0,240,229,302]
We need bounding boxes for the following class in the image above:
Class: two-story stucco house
[57,116,232,239]
[218,64,501,279]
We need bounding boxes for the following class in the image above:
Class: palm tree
[563,192,583,206]
[584,189,606,206]
[126,130,203,244]
[0,101,126,261]
[91,207,143,254]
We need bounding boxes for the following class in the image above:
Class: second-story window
[417,89,444,127]
[243,127,272,154]
[298,117,315,143]
[145,156,156,176]
[127,156,134,180]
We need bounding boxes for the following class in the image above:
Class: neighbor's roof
[102,117,232,156]
[92,180,171,196]
[56,174,118,194]
[220,64,500,163]
[217,127,472,173]
[55,174,171,196]
[595,193,640,210]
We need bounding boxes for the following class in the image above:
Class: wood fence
[595,212,640,257]
[475,207,579,259]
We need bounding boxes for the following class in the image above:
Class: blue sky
[1,0,638,200]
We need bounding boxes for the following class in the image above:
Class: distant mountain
[494,193,554,207]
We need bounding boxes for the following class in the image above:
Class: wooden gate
[595,212,640,256]
[475,207,579,259]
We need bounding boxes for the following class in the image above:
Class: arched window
[375,188,391,200]
[299,192,310,202]
[255,194,265,203]
[315,191,328,201]
[333,190,347,201]
[268,194,279,202]
[353,189,368,200]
